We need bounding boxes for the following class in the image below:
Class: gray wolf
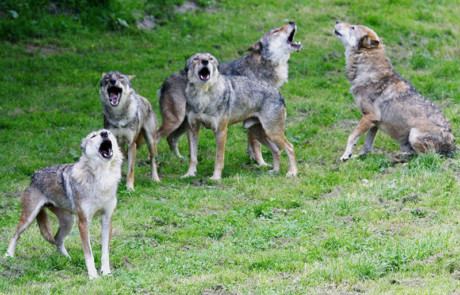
[100,71,160,190]
[5,129,123,279]
[334,21,456,161]
[157,21,302,165]
[182,53,297,180]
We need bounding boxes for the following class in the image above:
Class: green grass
[0,0,459,294]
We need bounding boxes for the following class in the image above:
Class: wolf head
[248,21,302,64]
[334,21,381,51]
[100,72,135,107]
[80,129,122,163]
[185,53,220,85]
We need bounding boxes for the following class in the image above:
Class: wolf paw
[126,183,135,191]
[181,171,196,178]
[88,272,99,280]
[286,170,297,177]
[340,153,352,162]
[268,169,279,176]
[256,160,269,167]
[101,269,112,277]
[4,252,14,258]
[209,175,221,181]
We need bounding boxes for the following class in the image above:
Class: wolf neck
[186,76,225,112]
[345,47,393,93]
[72,154,122,193]
[104,89,137,125]
[242,52,289,89]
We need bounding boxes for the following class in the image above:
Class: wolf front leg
[341,114,379,161]
[359,126,379,155]
[126,142,137,190]
[181,123,200,178]
[77,212,98,279]
[211,124,228,180]
[143,129,161,182]
[100,205,115,276]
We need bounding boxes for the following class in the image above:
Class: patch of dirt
[201,284,241,295]
[409,252,444,268]
[443,157,460,182]
[401,193,421,204]
[176,1,199,14]
[286,109,308,126]
[0,257,27,280]
[321,186,342,199]
[452,272,460,280]
[47,2,73,17]
[25,44,63,55]
[388,152,415,164]
[311,283,366,294]
[273,208,288,216]
[122,256,134,270]
[402,278,425,287]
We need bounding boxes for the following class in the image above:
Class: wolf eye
[272,29,280,34]
[351,26,355,30]
[194,57,200,61]
[91,134,96,138]
[209,57,213,61]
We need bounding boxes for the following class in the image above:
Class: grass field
[0,0,459,294]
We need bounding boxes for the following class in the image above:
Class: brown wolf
[334,21,456,160]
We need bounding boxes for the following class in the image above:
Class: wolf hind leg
[264,126,297,177]
[167,120,188,159]
[246,124,277,169]
[5,188,46,257]
[49,207,75,258]
[409,127,456,155]
[142,128,161,182]
[157,92,187,158]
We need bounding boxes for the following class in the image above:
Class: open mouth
[198,67,211,82]
[287,28,302,50]
[99,139,113,159]
[334,30,342,37]
[107,86,122,106]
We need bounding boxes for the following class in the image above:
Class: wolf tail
[36,209,56,245]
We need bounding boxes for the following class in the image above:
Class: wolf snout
[202,59,209,65]
[289,20,295,25]
[336,20,341,24]
[109,78,117,85]
[101,131,109,138]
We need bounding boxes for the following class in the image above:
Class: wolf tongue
[110,93,118,100]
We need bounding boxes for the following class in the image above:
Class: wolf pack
[5,21,456,279]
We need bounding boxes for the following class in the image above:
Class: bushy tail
[36,209,55,245]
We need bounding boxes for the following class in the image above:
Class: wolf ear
[80,138,87,153]
[248,41,262,53]
[361,35,380,49]
[128,75,136,80]
[102,72,106,79]
[184,57,192,74]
